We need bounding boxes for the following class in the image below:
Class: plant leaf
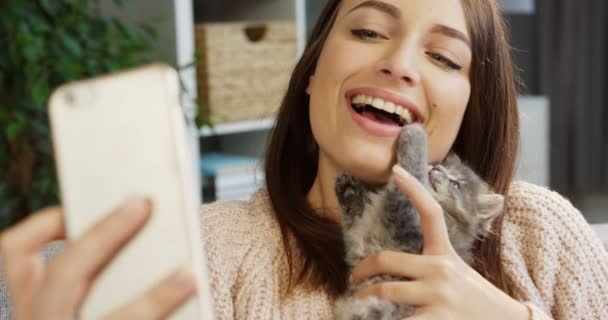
[5,122,25,140]
[61,34,82,57]
[31,80,49,107]
[112,0,133,9]
[40,0,61,16]
[30,120,49,136]
[0,107,10,122]
[0,0,157,217]
[139,23,158,39]
[14,110,27,123]
[102,59,119,72]
[28,11,50,33]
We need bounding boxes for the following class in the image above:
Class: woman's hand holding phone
[0,198,197,320]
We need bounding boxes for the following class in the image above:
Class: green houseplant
[0,0,156,231]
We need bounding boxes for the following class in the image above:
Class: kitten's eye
[449,180,461,189]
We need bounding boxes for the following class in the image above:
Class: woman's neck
[306,154,342,222]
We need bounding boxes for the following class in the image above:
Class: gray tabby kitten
[333,124,504,320]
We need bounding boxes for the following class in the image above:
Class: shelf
[199,117,275,137]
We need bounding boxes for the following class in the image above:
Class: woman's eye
[428,52,463,71]
[351,29,384,40]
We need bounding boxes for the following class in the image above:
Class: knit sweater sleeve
[199,196,285,320]
[501,181,608,320]
[200,200,252,319]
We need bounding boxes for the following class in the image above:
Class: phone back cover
[49,64,214,319]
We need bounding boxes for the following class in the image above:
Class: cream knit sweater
[200,181,608,320]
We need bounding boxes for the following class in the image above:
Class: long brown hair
[264,0,519,298]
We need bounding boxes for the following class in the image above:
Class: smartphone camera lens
[65,92,76,106]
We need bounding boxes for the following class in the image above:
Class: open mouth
[350,94,417,127]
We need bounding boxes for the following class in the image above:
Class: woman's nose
[377,44,421,87]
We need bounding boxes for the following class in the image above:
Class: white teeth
[395,105,404,115]
[401,108,413,124]
[371,98,384,110]
[350,94,416,124]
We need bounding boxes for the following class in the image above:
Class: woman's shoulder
[502,180,603,252]
[199,188,281,247]
[505,180,580,220]
[501,181,608,318]
[198,188,285,276]
[199,189,292,318]
[502,180,598,234]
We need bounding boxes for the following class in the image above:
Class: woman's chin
[342,159,393,185]
[330,141,395,184]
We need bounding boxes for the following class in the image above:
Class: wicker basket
[195,21,297,124]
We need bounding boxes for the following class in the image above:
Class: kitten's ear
[478,194,504,219]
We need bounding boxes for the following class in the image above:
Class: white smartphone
[48,64,214,319]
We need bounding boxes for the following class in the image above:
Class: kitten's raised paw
[335,173,365,205]
[398,124,427,150]
[335,173,370,226]
[397,124,428,173]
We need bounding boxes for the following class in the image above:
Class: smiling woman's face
[307,0,472,183]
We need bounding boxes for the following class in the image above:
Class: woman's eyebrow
[345,1,471,50]
[346,0,400,19]
[431,24,471,49]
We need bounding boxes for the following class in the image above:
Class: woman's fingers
[349,251,461,284]
[103,265,197,320]
[41,197,152,311]
[0,206,65,256]
[352,280,431,306]
[0,207,65,316]
[392,165,454,256]
[352,261,464,311]
[50,197,151,278]
[350,251,425,282]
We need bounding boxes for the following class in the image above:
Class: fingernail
[118,197,151,217]
[171,265,195,291]
[392,165,410,179]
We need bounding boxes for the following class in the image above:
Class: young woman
[2,0,607,319]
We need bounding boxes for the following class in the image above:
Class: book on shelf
[200,152,265,202]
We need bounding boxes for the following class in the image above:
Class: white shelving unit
[97,1,198,118]
[97,0,202,192]
[98,0,321,134]
[98,0,317,201]
[193,0,308,161]
[96,1,553,203]
[199,118,276,137]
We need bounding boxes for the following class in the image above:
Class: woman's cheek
[425,80,470,162]
[427,128,459,162]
